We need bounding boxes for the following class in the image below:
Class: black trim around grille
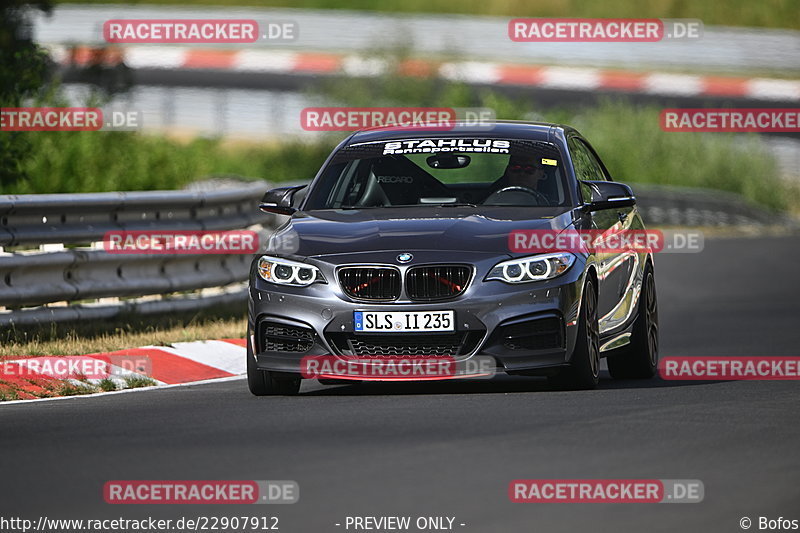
[406,265,471,301]
[258,321,315,353]
[338,267,401,301]
[498,316,563,351]
[326,331,484,358]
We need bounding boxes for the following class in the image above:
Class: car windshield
[304,138,569,209]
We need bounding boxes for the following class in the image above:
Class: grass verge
[123,375,159,389]
[0,373,160,402]
[0,308,244,400]
[0,307,246,358]
[8,103,795,212]
[1,134,333,194]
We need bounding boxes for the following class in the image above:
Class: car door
[569,136,636,334]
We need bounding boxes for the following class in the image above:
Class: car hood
[265,206,576,258]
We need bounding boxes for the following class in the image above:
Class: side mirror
[581,180,636,211]
[259,185,307,216]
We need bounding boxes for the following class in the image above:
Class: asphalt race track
[2,235,799,533]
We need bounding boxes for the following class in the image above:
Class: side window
[569,138,593,183]
[578,181,595,205]
[569,138,609,182]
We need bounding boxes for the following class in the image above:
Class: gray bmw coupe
[248,121,658,394]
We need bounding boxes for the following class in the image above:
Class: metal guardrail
[0,179,791,326]
[0,181,270,246]
[632,184,787,227]
[0,181,277,326]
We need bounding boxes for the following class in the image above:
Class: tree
[1,1,53,187]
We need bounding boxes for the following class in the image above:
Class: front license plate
[354,311,455,333]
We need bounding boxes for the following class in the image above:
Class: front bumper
[248,255,589,378]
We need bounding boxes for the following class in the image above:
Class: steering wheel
[483,186,549,206]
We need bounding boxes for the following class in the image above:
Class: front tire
[247,336,301,396]
[607,265,658,379]
[549,278,600,390]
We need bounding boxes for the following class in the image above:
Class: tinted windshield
[304,138,569,209]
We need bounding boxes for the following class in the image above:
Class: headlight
[257,255,326,287]
[485,253,575,284]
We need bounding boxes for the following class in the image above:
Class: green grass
[56,380,97,396]
[1,133,334,194]
[0,376,156,401]
[62,376,155,395]
[0,389,20,401]
[53,0,800,30]
[98,378,118,392]
[561,102,792,211]
[1,307,246,357]
[123,375,158,388]
[0,309,241,400]
[5,100,794,212]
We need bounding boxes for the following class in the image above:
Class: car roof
[345,120,575,145]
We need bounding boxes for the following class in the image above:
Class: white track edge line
[0,375,246,407]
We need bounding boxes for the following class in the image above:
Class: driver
[483,154,548,201]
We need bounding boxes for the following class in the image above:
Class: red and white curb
[48,44,800,102]
[0,338,246,404]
